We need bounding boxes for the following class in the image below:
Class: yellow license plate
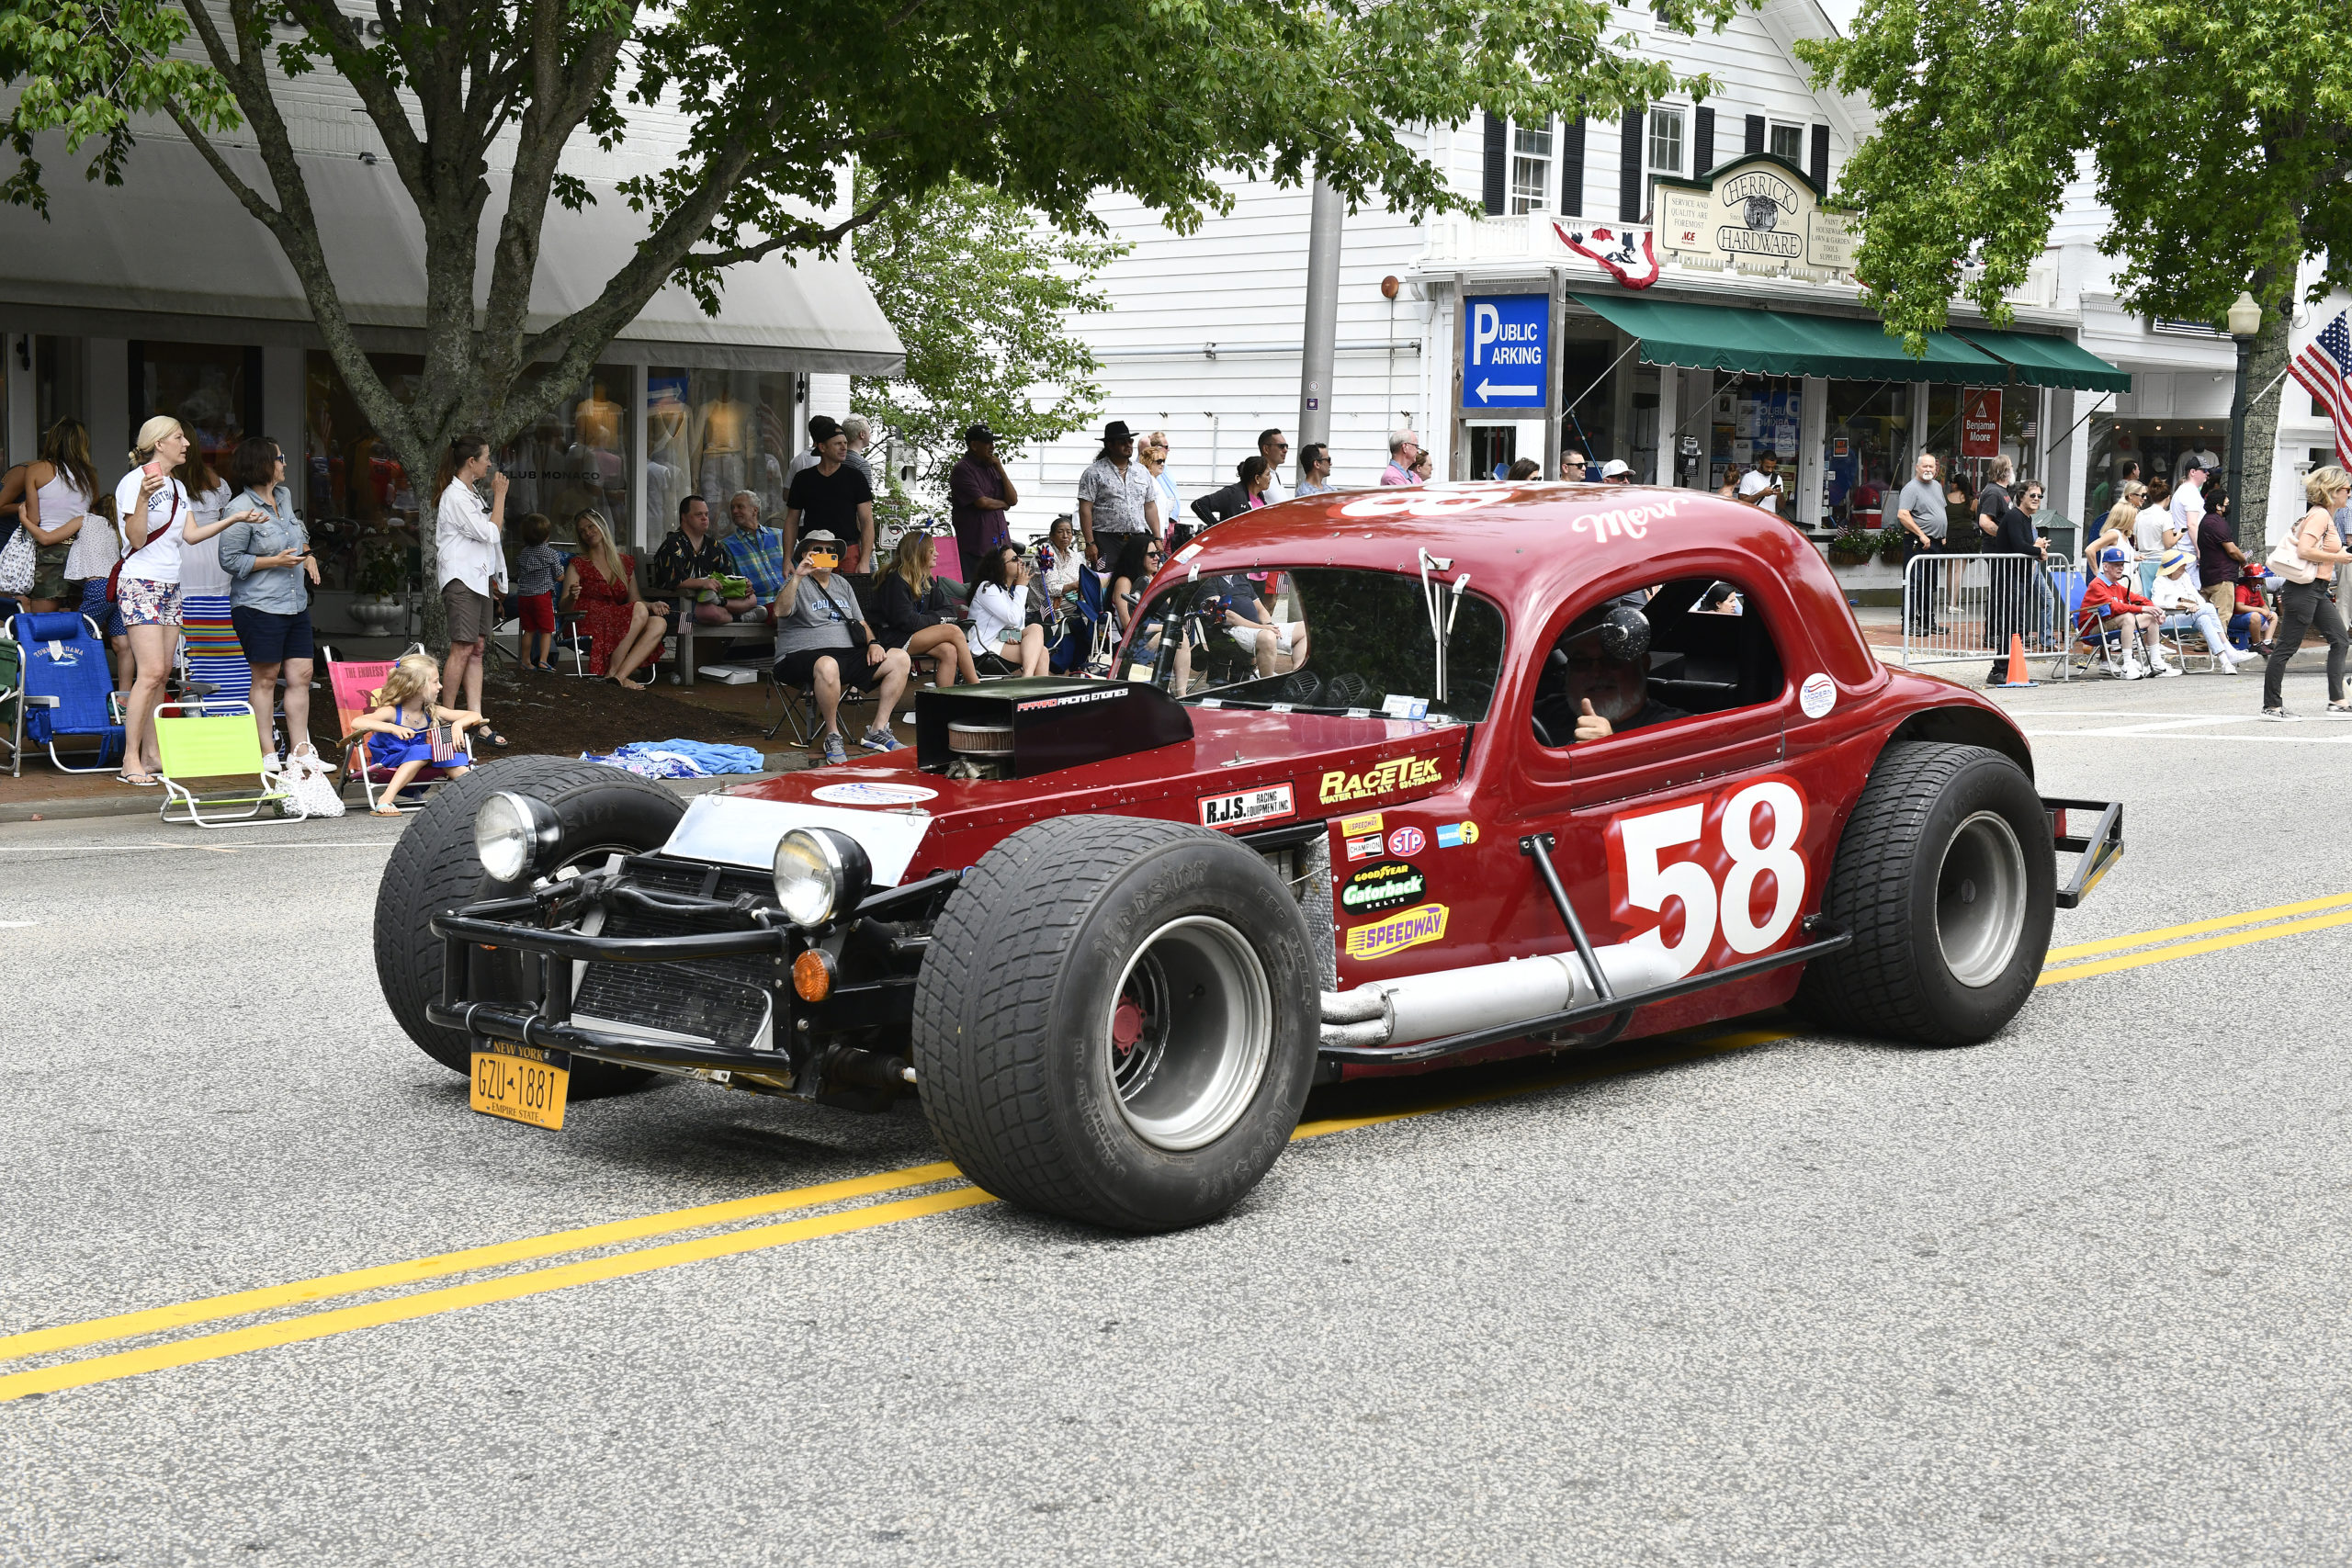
[469,1041,570,1131]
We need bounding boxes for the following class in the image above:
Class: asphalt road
[6,669,2350,1567]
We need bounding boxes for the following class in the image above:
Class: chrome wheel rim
[1936,810,2029,988]
[1105,916,1273,1151]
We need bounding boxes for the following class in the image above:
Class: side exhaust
[1320,944,1682,1050]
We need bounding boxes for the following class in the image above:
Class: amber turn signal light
[792,949,833,1003]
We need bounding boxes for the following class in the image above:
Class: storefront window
[645,367,800,539]
[1822,379,1912,526]
[1556,336,1622,472]
[495,367,634,545]
[1710,375,1801,491]
[306,350,425,592]
[35,336,84,442]
[2087,418,2228,514]
[132,341,260,479]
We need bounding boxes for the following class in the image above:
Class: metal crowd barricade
[1899,552,2075,681]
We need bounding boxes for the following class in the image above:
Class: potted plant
[351,547,409,635]
[1826,528,1876,568]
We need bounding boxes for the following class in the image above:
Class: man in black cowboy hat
[948,422,1019,582]
[1077,420,1163,601]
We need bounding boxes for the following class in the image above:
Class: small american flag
[2291,309,2352,468]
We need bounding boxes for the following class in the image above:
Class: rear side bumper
[2044,796,2123,908]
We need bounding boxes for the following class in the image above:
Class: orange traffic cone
[1996,633,2035,688]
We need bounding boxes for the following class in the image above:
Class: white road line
[2020,728,2352,744]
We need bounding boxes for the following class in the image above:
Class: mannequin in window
[695,385,748,502]
[575,378,627,500]
[646,378,690,530]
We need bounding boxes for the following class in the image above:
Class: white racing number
[1607,778,1808,978]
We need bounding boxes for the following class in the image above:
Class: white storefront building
[1011,0,2346,558]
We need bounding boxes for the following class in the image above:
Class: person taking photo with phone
[772,530,909,766]
[432,433,513,749]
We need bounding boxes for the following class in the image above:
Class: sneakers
[261,752,286,775]
[819,730,848,766]
[860,725,904,753]
[2261,707,2299,721]
[2151,660,2183,678]
[2116,659,2146,680]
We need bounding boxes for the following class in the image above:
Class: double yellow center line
[6,890,2349,1404]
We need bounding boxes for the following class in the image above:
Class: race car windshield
[1125,568,1506,723]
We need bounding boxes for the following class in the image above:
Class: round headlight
[475,792,562,884]
[772,827,872,930]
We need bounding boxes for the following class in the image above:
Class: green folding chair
[154,701,293,828]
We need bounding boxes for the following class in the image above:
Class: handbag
[0,526,34,596]
[2267,524,2318,586]
[277,749,345,818]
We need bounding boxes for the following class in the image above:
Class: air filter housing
[914,678,1193,780]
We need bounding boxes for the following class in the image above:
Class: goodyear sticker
[1434,821,1481,849]
[1199,782,1295,829]
[1343,902,1449,962]
[1318,755,1443,806]
[1341,861,1427,915]
[1344,831,1385,863]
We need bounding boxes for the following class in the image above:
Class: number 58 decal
[1604,777,1808,979]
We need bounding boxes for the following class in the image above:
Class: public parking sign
[1460,293,1550,412]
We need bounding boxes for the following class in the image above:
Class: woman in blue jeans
[2262,467,2352,720]
[215,435,322,761]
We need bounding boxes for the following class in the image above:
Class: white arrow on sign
[1475,378,1538,400]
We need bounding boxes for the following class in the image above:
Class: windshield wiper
[1417,548,1471,705]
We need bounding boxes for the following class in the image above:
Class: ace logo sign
[1198,782,1295,829]
[1605,776,1811,981]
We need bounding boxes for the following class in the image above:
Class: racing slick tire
[372,756,685,1097]
[1792,741,2053,1047]
[911,815,1319,1233]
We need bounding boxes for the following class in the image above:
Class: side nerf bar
[2044,796,2123,909]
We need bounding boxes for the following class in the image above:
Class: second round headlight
[474,791,563,883]
[771,827,872,930]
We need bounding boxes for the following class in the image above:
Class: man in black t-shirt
[782,415,876,570]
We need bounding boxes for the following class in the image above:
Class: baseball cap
[808,414,842,445]
[2099,546,2129,564]
[1600,458,1633,479]
[966,423,996,445]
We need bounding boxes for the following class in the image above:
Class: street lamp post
[2226,289,2262,547]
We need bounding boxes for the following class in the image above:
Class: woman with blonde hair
[2086,484,2140,577]
[870,529,978,686]
[111,415,255,784]
[559,508,667,687]
[17,418,101,615]
[2261,466,2352,719]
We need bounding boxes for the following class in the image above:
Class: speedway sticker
[1343,901,1450,962]
[1341,861,1427,915]
[1317,755,1443,806]
[1435,820,1481,849]
[810,781,939,807]
[1199,782,1295,829]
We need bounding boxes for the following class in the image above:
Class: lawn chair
[154,700,293,828]
[763,650,882,748]
[319,642,458,813]
[3,612,125,776]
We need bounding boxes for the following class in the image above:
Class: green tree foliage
[1800,0,2352,528]
[852,176,1126,489]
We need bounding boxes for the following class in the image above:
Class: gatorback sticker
[1341,861,1427,915]
[1343,902,1450,962]
[1199,782,1295,829]
[1317,754,1444,807]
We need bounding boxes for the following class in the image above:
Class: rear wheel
[911,815,1318,1231]
[372,756,685,1096]
[1792,741,2053,1045]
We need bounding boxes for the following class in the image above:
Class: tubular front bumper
[2044,796,2123,908]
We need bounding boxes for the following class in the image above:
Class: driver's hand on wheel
[1573,699,1613,743]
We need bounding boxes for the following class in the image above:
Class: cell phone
[808,551,838,571]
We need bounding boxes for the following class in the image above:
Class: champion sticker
[809,781,939,807]
[1199,782,1295,829]
[1341,861,1428,915]
[1434,821,1481,849]
[1343,902,1450,962]
[1344,832,1385,863]
[1799,671,1837,719]
[1387,826,1425,856]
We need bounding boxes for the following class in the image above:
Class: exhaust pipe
[1319,944,1681,1050]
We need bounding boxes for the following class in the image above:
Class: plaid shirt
[723,525,787,600]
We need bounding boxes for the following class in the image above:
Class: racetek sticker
[1343,901,1449,962]
[1434,821,1481,848]
[1341,861,1427,915]
[1387,826,1425,856]
[1199,782,1295,829]
[1344,832,1385,863]
[1318,755,1443,806]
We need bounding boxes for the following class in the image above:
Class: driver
[1559,604,1685,742]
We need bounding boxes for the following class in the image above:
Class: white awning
[0,134,902,375]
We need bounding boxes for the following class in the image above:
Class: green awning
[1954,328,2132,393]
[1570,292,2010,385]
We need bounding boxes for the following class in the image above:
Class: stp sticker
[1799,671,1836,719]
[1434,821,1481,849]
[1344,832,1386,863]
[809,781,939,807]
[1387,826,1426,856]
[1343,902,1450,962]
[1199,782,1296,829]
[1341,861,1428,915]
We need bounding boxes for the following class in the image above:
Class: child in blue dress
[351,652,481,816]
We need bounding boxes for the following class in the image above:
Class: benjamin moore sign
[1653,154,1856,275]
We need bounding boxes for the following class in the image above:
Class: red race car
[379,481,2120,1231]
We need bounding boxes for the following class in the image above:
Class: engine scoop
[915,678,1194,780]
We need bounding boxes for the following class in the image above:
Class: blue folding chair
[3,612,126,775]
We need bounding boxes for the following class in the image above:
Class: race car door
[1515,577,1805,1032]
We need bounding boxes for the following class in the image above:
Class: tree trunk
[2237,284,2294,553]
[391,429,449,652]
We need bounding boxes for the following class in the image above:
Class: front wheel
[910,816,1318,1232]
[1792,741,2054,1045]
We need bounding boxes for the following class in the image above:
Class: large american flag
[2292,309,2352,468]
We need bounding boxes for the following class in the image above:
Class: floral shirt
[650,528,733,605]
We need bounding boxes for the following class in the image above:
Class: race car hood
[662,705,1467,884]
